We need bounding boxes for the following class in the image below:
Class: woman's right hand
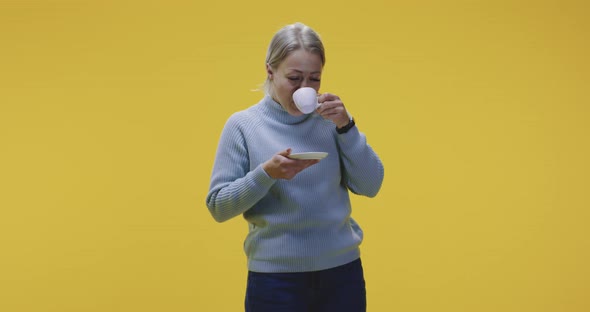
[262,148,319,180]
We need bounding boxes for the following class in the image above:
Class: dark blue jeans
[245,258,366,312]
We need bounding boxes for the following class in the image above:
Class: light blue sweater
[206,96,384,273]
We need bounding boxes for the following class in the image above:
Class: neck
[261,96,310,125]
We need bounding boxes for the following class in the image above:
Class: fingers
[263,149,321,180]
[317,93,344,114]
[277,148,292,157]
[317,93,339,103]
[278,158,319,180]
[317,104,345,117]
[316,93,350,127]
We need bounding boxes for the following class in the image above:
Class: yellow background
[1,0,589,311]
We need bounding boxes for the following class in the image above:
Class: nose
[300,78,312,88]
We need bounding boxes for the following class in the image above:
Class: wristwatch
[336,117,355,134]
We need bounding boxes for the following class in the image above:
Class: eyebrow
[288,69,322,74]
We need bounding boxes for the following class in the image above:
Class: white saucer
[288,152,328,160]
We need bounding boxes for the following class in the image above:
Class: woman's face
[267,49,323,116]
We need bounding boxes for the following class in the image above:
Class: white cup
[292,87,320,114]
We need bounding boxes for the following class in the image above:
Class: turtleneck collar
[260,95,311,125]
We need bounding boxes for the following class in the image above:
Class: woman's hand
[317,93,350,128]
[262,148,319,180]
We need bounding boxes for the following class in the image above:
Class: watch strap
[336,117,355,134]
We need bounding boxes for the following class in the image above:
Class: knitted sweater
[206,95,384,273]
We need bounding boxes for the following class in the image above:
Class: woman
[206,22,384,312]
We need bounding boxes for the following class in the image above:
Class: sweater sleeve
[336,124,384,198]
[206,114,276,222]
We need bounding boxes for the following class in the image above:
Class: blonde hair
[263,22,325,95]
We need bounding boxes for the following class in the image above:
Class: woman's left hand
[316,93,351,128]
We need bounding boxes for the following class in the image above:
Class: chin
[289,110,304,117]
[282,103,298,115]
[290,106,304,116]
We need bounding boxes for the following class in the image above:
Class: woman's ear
[266,63,273,79]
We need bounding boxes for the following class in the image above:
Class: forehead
[279,49,323,74]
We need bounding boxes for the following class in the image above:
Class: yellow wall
[1,1,589,311]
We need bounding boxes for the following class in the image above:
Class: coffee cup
[292,87,320,114]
